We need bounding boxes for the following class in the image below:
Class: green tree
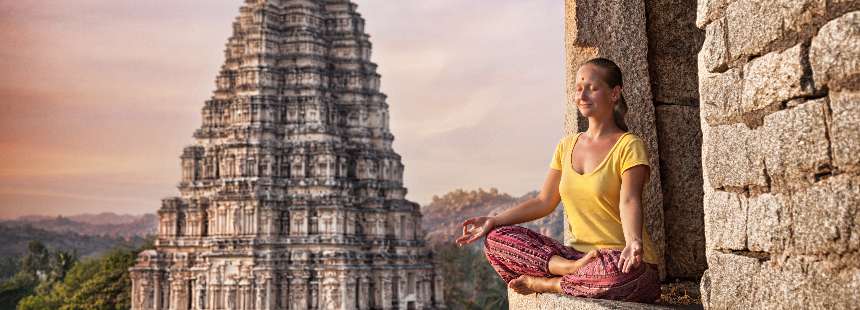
[18,248,136,310]
[0,273,38,309]
[0,241,58,309]
[431,242,508,310]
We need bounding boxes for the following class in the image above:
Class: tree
[17,248,136,310]
[431,242,508,309]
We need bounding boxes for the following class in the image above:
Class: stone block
[507,288,676,310]
[695,0,735,28]
[702,251,860,309]
[829,91,860,172]
[741,43,815,113]
[700,251,762,309]
[725,0,826,64]
[789,174,860,254]
[699,68,742,125]
[703,190,746,250]
[810,11,860,91]
[702,122,767,191]
[706,175,859,256]
[704,99,830,192]
[647,0,704,105]
[655,105,706,278]
[760,98,831,192]
[697,18,728,73]
[744,193,789,253]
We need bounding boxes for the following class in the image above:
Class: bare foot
[508,275,561,295]
[547,249,599,276]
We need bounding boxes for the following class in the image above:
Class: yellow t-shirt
[549,132,658,264]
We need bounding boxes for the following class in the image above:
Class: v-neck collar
[568,132,629,176]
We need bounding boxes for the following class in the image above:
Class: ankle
[543,277,562,294]
[548,255,573,276]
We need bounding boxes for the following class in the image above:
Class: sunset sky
[0,0,565,219]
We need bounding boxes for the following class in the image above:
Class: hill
[420,187,565,245]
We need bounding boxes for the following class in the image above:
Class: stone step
[507,288,703,310]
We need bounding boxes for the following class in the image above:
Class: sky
[0,0,565,219]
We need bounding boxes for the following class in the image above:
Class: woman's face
[574,64,619,119]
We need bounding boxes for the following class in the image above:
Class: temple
[129,0,445,309]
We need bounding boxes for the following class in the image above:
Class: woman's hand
[455,216,496,247]
[617,240,643,273]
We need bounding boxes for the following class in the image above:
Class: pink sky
[0,0,564,218]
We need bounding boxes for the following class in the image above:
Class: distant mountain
[4,213,157,239]
[420,188,565,245]
[0,223,149,258]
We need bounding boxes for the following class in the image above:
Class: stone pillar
[645,0,708,280]
[358,276,370,310]
[697,1,860,308]
[380,274,392,310]
[432,273,444,308]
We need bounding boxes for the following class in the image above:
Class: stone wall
[697,0,860,307]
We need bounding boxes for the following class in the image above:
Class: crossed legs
[483,225,660,303]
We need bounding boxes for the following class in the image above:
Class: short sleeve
[549,138,565,170]
[619,136,650,175]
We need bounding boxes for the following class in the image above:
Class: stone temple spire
[130,1,445,309]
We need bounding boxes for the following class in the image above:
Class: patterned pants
[484,225,660,303]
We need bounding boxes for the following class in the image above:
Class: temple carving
[130,0,445,309]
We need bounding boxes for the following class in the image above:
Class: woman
[455,58,660,303]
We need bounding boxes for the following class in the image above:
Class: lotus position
[455,57,660,303]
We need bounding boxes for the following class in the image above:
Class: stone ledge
[507,288,702,310]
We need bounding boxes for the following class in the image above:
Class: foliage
[0,273,38,310]
[431,242,508,310]
[0,256,21,282]
[0,241,76,309]
[17,248,138,310]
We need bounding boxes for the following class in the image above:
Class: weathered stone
[507,288,674,310]
[704,99,830,192]
[699,1,860,309]
[760,98,831,192]
[725,0,826,64]
[706,175,859,256]
[647,0,705,105]
[702,251,860,310]
[744,193,789,253]
[697,18,728,73]
[700,251,762,309]
[695,0,735,28]
[810,11,860,91]
[741,43,815,113]
[789,175,860,254]
[699,68,742,125]
[703,190,746,250]
[830,91,860,172]
[702,122,767,191]
[565,0,666,279]
[655,105,707,278]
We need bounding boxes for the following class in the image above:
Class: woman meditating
[455,57,660,303]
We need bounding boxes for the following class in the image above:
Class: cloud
[0,0,564,218]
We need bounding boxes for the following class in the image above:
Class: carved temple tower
[130,0,445,309]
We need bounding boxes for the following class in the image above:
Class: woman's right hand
[455,216,497,247]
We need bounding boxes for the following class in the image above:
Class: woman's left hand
[617,240,643,273]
